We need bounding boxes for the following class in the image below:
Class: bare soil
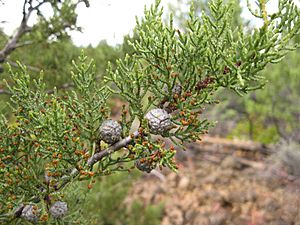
[125,137,300,225]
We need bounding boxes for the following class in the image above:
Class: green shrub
[78,172,163,225]
[0,0,300,224]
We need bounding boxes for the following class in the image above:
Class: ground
[125,137,300,225]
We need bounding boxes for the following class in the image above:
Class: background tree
[168,0,245,29]
[0,0,89,65]
[0,0,128,116]
[0,0,89,115]
[226,41,300,143]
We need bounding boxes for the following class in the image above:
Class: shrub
[0,0,299,223]
[276,140,300,177]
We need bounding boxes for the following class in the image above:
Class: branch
[0,2,30,62]
[78,0,90,7]
[259,0,269,27]
[0,89,11,95]
[14,40,35,49]
[0,0,48,63]
[58,130,140,190]
[88,131,140,166]
[49,135,138,189]
[11,130,140,218]
[271,98,289,140]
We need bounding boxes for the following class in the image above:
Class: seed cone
[99,119,122,144]
[49,201,68,219]
[145,108,172,135]
[21,204,39,222]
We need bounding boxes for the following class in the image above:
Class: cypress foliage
[0,0,299,223]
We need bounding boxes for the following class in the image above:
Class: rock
[221,156,243,170]
[184,210,198,223]
[194,214,210,225]
[202,172,219,183]
[161,217,172,225]
[178,176,190,189]
[209,211,227,225]
[166,207,184,225]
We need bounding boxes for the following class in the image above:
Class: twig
[0,89,11,95]
[14,40,35,49]
[59,131,140,189]
[79,0,90,7]
[12,130,140,218]
[89,131,139,168]
[150,169,166,182]
[259,0,269,27]
[271,98,289,140]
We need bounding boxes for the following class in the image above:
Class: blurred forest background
[0,0,299,224]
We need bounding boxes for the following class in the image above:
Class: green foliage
[125,201,164,225]
[168,0,300,143]
[4,40,80,86]
[106,0,300,145]
[3,40,123,89]
[168,0,245,29]
[223,42,300,143]
[227,114,280,143]
[0,56,109,223]
[0,0,300,224]
[0,38,124,117]
[82,172,163,225]
[0,0,90,65]
[0,53,171,224]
